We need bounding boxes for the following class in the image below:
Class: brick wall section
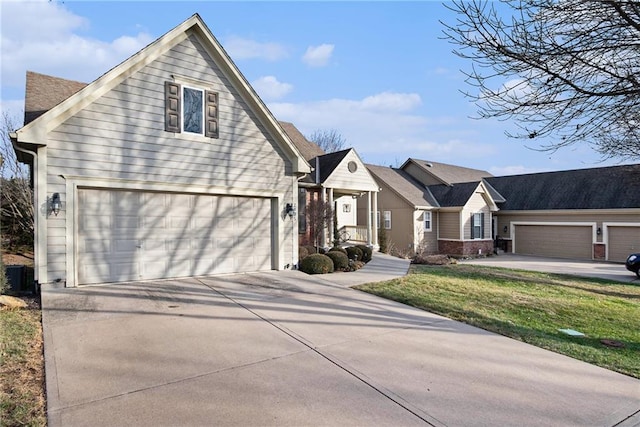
[438,240,494,256]
[593,243,606,260]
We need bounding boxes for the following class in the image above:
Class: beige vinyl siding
[415,210,438,254]
[403,163,443,185]
[514,225,592,259]
[462,190,491,240]
[607,226,640,262]
[324,151,380,192]
[45,33,295,282]
[438,212,460,240]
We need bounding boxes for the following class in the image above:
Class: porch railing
[339,225,368,243]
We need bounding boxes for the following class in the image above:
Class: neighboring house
[486,165,640,262]
[365,164,500,257]
[11,14,311,287]
[281,122,380,248]
[400,158,493,186]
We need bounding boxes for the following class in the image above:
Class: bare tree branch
[307,129,347,153]
[441,0,640,160]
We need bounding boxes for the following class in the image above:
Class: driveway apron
[42,268,639,426]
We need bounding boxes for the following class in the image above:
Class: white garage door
[77,189,272,285]
[514,225,592,260]
[608,226,640,262]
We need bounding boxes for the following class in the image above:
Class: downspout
[9,133,40,288]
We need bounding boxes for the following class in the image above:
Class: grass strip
[0,298,47,427]
[355,264,640,378]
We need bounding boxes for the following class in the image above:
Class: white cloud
[251,76,293,101]
[223,35,288,61]
[361,92,422,112]
[0,0,153,87]
[267,91,496,164]
[488,165,550,176]
[302,44,334,67]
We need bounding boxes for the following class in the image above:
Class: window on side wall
[471,212,484,239]
[384,210,391,230]
[376,211,380,229]
[423,211,432,231]
[165,81,219,138]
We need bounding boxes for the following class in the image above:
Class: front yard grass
[355,264,640,378]
[0,296,46,427]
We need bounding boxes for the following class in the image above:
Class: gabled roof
[485,164,640,210]
[427,181,481,208]
[279,121,325,161]
[13,14,310,174]
[316,149,351,182]
[367,164,439,208]
[401,158,493,185]
[24,71,87,125]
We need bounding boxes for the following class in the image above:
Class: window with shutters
[423,211,432,232]
[471,212,484,239]
[165,81,218,138]
[383,210,391,230]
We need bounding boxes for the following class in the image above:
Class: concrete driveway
[460,254,638,283]
[43,269,639,426]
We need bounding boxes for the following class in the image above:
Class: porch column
[328,187,334,246]
[366,191,372,246]
[372,190,378,248]
[321,187,327,247]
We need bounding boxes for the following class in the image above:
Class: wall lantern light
[286,203,296,218]
[51,193,61,216]
[503,225,508,233]
[597,227,602,236]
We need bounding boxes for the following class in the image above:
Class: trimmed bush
[304,245,317,255]
[298,246,309,261]
[329,246,348,255]
[345,246,364,261]
[356,245,373,263]
[299,254,334,274]
[326,251,349,271]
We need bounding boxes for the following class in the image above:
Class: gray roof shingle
[279,121,325,161]
[427,181,481,208]
[367,164,439,208]
[403,158,493,185]
[486,164,640,210]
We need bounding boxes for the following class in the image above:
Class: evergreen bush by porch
[299,254,334,274]
[326,251,349,271]
[329,246,348,255]
[345,246,364,261]
[356,245,373,263]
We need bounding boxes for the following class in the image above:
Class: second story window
[165,81,219,138]
[183,87,203,134]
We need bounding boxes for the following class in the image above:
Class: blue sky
[1,0,632,175]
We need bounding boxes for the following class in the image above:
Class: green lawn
[355,264,640,378]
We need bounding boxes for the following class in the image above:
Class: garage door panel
[78,189,273,284]
[515,225,592,260]
[608,226,640,262]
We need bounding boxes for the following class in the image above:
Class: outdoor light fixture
[51,193,61,216]
[597,227,602,236]
[503,225,508,233]
[286,203,296,218]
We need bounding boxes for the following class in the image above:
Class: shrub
[304,245,317,255]
[299,254,334,274]
[298,246,309,261]
[325,251,349,271]
[356,245,373,263]
[329,246,347,255]
[345,246,364,261]
[378,227,388,253]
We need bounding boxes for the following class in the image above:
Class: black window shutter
[165,81,181,132]
[480,213,485,239]
[205,91,219,138]
[470,213,475,239]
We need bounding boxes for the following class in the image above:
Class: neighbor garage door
[607,226,640,262]
[514,224,592,260]
[77,189,272,285]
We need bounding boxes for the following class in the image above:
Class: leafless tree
[442,0,640,160]
[1,111,33,249]
[307,197,333,249]
[307,129,346,153]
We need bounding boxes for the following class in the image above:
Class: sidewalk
[320,252,411,287]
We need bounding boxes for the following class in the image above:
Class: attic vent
[426,162,433,167]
